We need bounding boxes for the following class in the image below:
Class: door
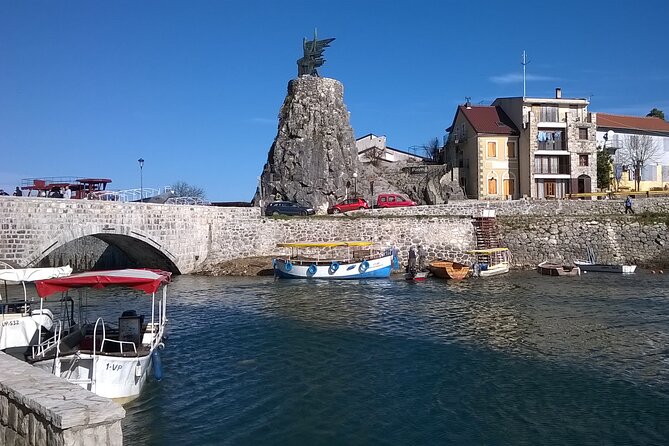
[503,178,515,199]
[545,181,556,198]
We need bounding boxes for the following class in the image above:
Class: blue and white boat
[273,242,394,279]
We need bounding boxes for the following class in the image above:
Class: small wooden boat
[537,261,581,277]
[428,260,470,280]
[273,241,393,279]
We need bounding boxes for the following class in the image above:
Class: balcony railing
[537,140,566,151]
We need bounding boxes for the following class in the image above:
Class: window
[487,141,497,158]
[539,106,559,122]
[503,178,515,198]
[545,181,556,198]
[506,141,516,159]
[579,128,588,139]
[487,177,497,195]
[579,154,589,166]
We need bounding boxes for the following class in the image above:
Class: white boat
[574,246,636,274]
[466,248,510,277]
[573,260,636,274]
[273,241,394,279]
[0,264,73,354]
[27,269,171,404]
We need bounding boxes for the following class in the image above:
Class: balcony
[537,140,565,151]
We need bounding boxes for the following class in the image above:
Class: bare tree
[422,137,441,162]
[618,135,660,191]
[361,146,387,166]
[170,181,206,199]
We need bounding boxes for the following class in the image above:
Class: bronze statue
[297,30,335,77]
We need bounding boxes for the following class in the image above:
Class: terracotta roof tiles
[458,105,519,135]
[597,113,669,134]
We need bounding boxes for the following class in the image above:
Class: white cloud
[490,73,560,84]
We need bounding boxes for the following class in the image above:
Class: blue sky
[1,0,668,200]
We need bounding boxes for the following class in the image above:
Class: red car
[327,197,370,214]
[376,193,417,208]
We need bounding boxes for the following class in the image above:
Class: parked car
[376,193,417,208]
[327,197,370,214]
[264,201,315,216]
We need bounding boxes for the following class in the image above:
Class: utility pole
[521,50,530,98]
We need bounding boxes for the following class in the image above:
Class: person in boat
[417,245,427,271]
[407,246,417,275]
[13,187,22,196]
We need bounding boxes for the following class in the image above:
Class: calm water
[115,272,669,445]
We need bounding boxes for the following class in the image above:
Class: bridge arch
[27,226,181,274]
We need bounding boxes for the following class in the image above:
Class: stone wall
[2,196,669,272]
[0,352,125,446]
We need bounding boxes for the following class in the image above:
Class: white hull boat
[1,264,72,353]
[27,269,170,404]
[467,248,511,278]
[274,242,394,279]
[574,260,636,274]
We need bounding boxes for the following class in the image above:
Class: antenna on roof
[521,50,530,98]
[465,97,472,109]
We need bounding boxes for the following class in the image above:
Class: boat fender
[272,259,277,268]
[307,264,317,276]
[359,260,369,273]
[152,350,163,381]
[285,261,292,271]
[329,262,340,274]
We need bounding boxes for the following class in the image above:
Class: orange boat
[428,260,471,280]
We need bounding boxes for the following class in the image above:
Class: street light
[353,171,358,197]
[138,158,144,202]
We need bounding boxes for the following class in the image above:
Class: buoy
[359,260,369,273]
[307,264,317,276]
[285,260,292,271]
[152,350,163,381]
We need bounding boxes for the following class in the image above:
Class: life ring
[285,260,292,271]
[329,261,340,274]
[307,264,317,276]
[359,260,369,273]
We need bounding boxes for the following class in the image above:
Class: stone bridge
[2,196,669,273]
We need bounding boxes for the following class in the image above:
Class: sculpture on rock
[297,30,335,77]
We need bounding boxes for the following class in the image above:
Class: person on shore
[391,245,400,271]
[407,246,417,274]
[64,186,72,199]
[417,245,427,271]
[624,196,634,214]
[0,189,8,196]
[13,187,22,196]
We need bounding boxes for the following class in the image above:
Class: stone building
[491,88,598,199]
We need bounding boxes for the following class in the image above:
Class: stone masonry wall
[0,352,125,446]
[2,196,669,272]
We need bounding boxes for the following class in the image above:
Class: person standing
[391,245,400,271]
[13,187,22,196]
[407,246,417,274]
[417,245,427,271]
[624,196,634,214]
[64,186,72,199]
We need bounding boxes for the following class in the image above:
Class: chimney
[555,88,562,99]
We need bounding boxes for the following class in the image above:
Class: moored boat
[466,248,510,278]
[273,242,393,279]
[537,261,581,276]
[428,260,471,280]
[27,269,171,404]
[0,264,73,356]
[405,270,429,282]
[573,260,636,274]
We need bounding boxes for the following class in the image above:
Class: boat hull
[479,263,510,277]
[537,261,580,276]
[574,260,636,274]
[428,261,470,280]
[273,255,393,279]
[32,350,154,404]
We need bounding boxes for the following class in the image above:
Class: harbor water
[117,271,669,445]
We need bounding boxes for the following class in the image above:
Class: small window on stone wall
[579,154,589,166]
[579,128,588,139]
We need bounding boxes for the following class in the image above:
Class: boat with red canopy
[27,269,171,404]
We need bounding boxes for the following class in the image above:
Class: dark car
[264,201,315,216]
[327,197,370,214]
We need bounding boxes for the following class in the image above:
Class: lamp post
[353,171,358,197]
[138,158,144,202]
